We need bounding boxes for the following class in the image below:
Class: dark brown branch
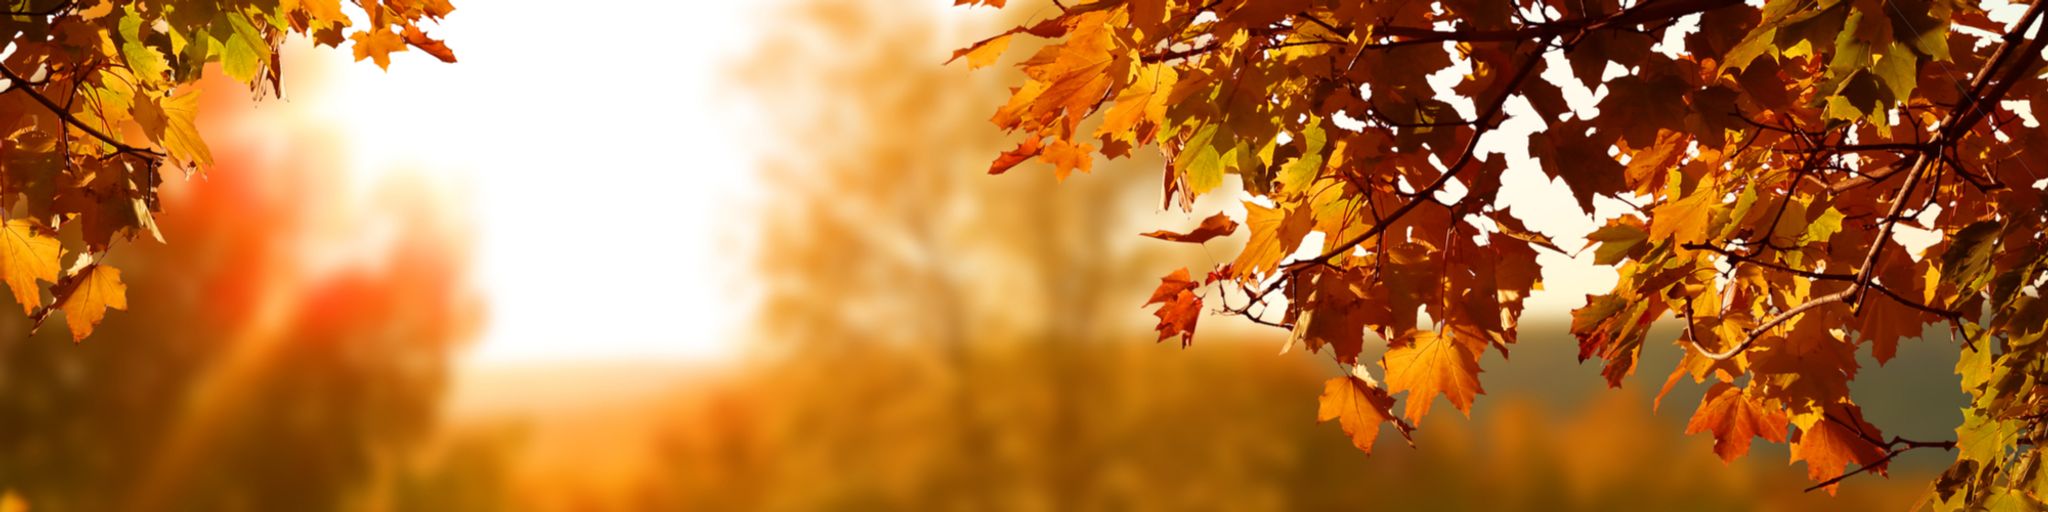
[1802,435,1955,493]
[0,63,164,158]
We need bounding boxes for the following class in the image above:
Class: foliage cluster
[957,0,2048,504]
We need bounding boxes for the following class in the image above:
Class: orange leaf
[1139,212,1237,243]
[402,25,458,63]
[1791,403,1889,495]
[1145,268,1201,346]
[350,28,409,70]
[1382,329,1484,423]
[1316,376,1409,455]
[1038,138,1094,180]
[947,33,1013,70]
[1684,382,1789,462]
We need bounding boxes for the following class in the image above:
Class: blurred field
[425,331,1947,511]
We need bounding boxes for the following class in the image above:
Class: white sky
[302,0,764,366]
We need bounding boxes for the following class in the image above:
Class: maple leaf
[1316,375,1411,455]
[1145,268,1201,346]
[1686,382,1790,463]
[132,89,214,167]
[0,220,60,315]
[1095,64,1175,146]
[402,25,458,63]
[351,28,410,70]
[1288,267,1371,364]
[1382,329,1484,423]
[1230,201,1309,279]
[1649,181,1719,246]
[1582,217,1649,266]
[1139,212,1237,244]
[947,33,1012,70]
[1792,403,1889,495]
[1487,208,1563,254]
[45,259,128,343]
[1038,138,1094,180]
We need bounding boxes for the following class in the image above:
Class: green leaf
[1804,206,1845,245]
[221,12,269,83]
[1585,219,1649,266]
[1276,122,1325,196]
[1941,220,2002,294]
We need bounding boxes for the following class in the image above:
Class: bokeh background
[0,0,1977,510]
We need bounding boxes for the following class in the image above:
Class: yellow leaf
[1382,329,1484,423]
[947,33,1012,70]
[1316,376,1406,455]
[0,220,59,315]
[298,0,351,26]
[133,88,213,167]
[53,260,127,343]
[1095,64,1176,144]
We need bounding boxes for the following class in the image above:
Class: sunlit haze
[300,1,765,366]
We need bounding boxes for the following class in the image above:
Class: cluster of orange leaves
[0,0,454,342]
[954,0,2048,505]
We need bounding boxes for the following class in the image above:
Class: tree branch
[1688,1,2047,360]
[0,63,165,158]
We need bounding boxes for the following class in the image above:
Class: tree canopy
[0,0,454,342]
[955,0,2048,505]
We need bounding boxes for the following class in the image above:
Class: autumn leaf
[47,259,128,343]
[1140,212,1237,244]
[0,220,60,315]
[351,28,410,70]
[1038,138,1095,180]
[1791,403,1889,495]
[1145,268,1201,346]
[1382,329,1484,423]
[1582,217,1649,266]
[1649,181,1718,246]
[947,33,1012,70]
[1317,375,1410,455]
[402,25,458,63]
[133,88,214,167]
[1685,382,1789,463]
[1231,201,1309,278]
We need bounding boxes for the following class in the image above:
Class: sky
[299,0,766,366]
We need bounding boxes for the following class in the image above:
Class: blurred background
[0,0,1976,510]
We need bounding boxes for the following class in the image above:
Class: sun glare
[298,0,767,367]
